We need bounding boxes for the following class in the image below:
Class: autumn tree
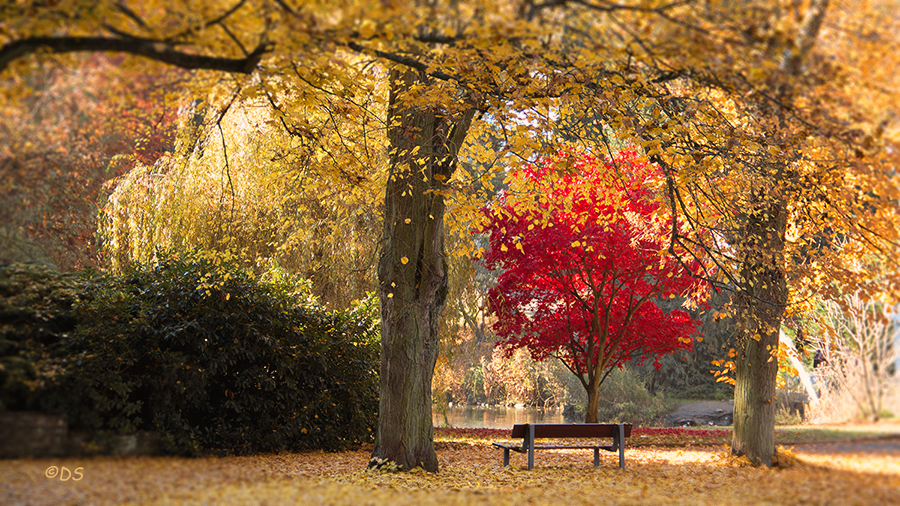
[0,54,181,269]
[481,150,704,422]
[567,0,900,466]
[3,0,899,469]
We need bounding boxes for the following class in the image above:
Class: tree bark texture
[370,68,473,472]
[730,198,789,467]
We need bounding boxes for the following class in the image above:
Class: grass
[2,422,898,505]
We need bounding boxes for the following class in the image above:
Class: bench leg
[617,424,626,470]
[503,448,510,467]
[594,448,599,467]
[527,424,535,470]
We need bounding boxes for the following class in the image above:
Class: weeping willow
[99,85,387,309]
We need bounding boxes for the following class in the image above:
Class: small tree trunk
[585,380,601,423]
[369,68,474,472]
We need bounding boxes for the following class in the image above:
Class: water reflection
[433,404,567,429]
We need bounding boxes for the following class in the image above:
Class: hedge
[0,254,379,456]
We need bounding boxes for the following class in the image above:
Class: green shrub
[562,366,675,426]
[0,263,92,411]
[636,292,735,401]
[3,254,380,456]
[775,405,803,425]
[595,367,674,426]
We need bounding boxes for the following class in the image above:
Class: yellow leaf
[359,19,376,39]
[401,256,409,264]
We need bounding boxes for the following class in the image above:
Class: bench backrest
[509,423,632,439]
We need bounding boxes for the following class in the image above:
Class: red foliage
[480,150,708,385]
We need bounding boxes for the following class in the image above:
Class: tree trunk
[731,319,781,465]
[585,377,601,423]
[369,68,474,472]
[730,199,788,467]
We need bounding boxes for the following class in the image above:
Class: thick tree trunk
[731,318,781,465]
[369,68,474,472]
[730,199,788,467]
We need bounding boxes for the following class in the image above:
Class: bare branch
[166,0,251,42]
[0,36,271,74]
[115,2,150,31]
[345,41,457,82]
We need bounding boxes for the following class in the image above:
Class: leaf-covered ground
[2,424,898,505]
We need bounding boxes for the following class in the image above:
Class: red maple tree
[480,150,708,422]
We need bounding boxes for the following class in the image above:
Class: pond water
[432,405,568,429]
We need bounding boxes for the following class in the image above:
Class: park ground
[2,422,899,506]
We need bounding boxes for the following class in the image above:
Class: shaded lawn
[2,424,898,506]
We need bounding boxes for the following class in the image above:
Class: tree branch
[166,0,251,42]
[114,2,150,31]
[0,36,271,74]
[345,41,457,82]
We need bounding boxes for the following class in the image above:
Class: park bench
[492,423,632,470]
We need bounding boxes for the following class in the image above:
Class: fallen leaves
[3,435,899,506]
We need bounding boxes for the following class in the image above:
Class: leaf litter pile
[2,425,899,505]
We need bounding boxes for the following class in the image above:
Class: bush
[2,255,380,456]
[596,367,675,426]
[807,293,900,423]
[0,263,90,411]
[636,291,735,401]
[563,366,675,426]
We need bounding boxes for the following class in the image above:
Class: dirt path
[791,437,900,455]
[662,400,734,427]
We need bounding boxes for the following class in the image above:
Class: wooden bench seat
[492,423,632,470]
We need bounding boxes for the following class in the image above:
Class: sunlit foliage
[0,55,182,269]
